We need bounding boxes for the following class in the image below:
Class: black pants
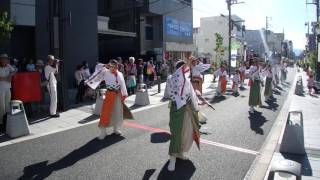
[0,114,7,132]
[128,87,135,96]
[76,81,85,103]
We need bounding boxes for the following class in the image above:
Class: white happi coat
[168,66,199,111]
[191,63,211,78]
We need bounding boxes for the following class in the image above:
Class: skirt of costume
[99,91,133,127]
[281,70,287,82]
[169,101,200,156]
[249,80,262,106]
[217,77,227,95]
[232,82,238,92]
[127,75,137,88]
[264,77,273,99]
[240,72,245,83]
[191,76,203,94]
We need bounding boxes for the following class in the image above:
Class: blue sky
[193,0,317,50]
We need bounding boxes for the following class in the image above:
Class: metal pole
[157,76,161,93]
[316,0,319,80]
[228,0,232,77]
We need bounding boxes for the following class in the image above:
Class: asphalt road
[0,68,296,180]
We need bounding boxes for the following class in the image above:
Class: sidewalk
[0,75,218,147]
[269,70,320,179]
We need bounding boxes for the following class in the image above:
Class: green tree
[0,11,14,51]
[214,33,225,67]
[307,50,317,73]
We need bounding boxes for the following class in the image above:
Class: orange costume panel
[219,76,227,94]
[99,91,133,127]
[240,72,245,82]
[191,76,203,94]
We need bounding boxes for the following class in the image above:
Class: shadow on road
[309,94,319,98]
[151,132,170,143]
[129,104,145,110]
[157,159,196,180]
[281,82,291,88]
[78,115,99,124]
[273,89,282,95]
[239,87,247,91]
[210,96,226,104]
[248,111,268,135]
[18,136,125,180]
[143,169,156,180]
[276,86,284,91]
[262,97,279,111]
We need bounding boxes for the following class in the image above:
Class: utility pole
[265,16,271,60]
[226,0,244,77]
[265,16,269,43]
[227,1,232,77]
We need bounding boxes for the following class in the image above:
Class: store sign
[165,17,192,38]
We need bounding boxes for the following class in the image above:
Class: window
[205,38,209,43]
[145,26,153,40]
[105,0,112,10]
[146,17,153,25]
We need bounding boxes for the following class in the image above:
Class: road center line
[124,121,259,156]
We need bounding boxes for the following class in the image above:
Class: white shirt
[168,67,199,111]
[239,65,246,73]
[192,63,211,77]
[0,64,16,91]
[263,68,273,78]
[214,68,228,77]
[249,65,260,80]
[44,65,58,86]
[101,68,128,97]
[74,70,84,85]
[232,74,240,83]
[83,68,91,80]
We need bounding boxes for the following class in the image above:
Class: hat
[36,59,44,66]
[0,54,10,60]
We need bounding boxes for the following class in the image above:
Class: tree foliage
[307,50,317,73]
[0,11,14,42]
[214,33,225,66]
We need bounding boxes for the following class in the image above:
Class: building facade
[0,0,36,59]
[245,29,284,61]
[193,15,245,64]
[1,0,193,109]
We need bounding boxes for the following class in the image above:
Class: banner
[12,72,42,103]
[85,64,105,90]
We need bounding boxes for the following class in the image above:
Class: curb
[244,71,298,180]
[0,100,169,148]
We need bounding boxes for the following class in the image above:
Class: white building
[245,29,284,59]
[193,15,245,64]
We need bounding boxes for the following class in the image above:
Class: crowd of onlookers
[73,57,180,103]
[0,53,208,129]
